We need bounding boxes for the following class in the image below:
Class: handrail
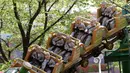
[28,44,63,61]
[14,58,46,73]
[42,48,63,60]
[52,32,81,45]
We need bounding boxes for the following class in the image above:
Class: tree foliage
[0,0,127,61]
[1,0,78,60]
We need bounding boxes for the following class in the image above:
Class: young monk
[29,45,44,67]
[98,1,108,24]
[41,51,56,73]
[61,38,75,63]
[48,34,65,54]
[84,19,97,46]
[105,5,117,30]
[102,6,113,26]
[70,17,86,43]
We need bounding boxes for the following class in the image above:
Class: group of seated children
[98,2,119,30]
[71,17,97,46]
[29,35,76,73]
[48,34,75,63]
[29,45,56,73]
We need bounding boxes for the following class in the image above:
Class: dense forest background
[0,0,128,71]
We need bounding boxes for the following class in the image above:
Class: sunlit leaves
[1,0,126,56]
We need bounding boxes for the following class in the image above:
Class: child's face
[45,54,50,60]
[112,7,116,11]
[91,20,96,26]
[75,19,81,24]
[101,4,106,8]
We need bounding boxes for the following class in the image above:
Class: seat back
[97,7,102,18]
[24,45,63,73]
[91,26,107,46]
[114,17,128,29]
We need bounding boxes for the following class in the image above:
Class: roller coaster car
[24,45,64,73]
[71,21,107,55]
[97,6,128,38]
[46,33,81,72]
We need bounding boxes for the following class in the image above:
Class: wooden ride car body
[70,6,128,57]
[10,58,45,73]
[97,6,128,38]
[71,21,107,56]
[24,46,63,73]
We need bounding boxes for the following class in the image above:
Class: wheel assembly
[80,58,89,68]
[105,41,114,50]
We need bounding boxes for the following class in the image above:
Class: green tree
[1,0,78,59]
[0,0,126,61]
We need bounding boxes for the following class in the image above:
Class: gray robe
[84,25,96,46]
[49,37,65,54]
[41,59,56,73]
[105,10,117,29]
[52,37,64,46]
[61,41,75,63]
[71,23,86,39]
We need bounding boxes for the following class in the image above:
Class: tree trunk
[0,41,8,62]
[8,51,11,59]
[22,38,29,59]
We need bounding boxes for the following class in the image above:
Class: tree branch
[13,30,41,49]
[29,0,78,45]
[14,43,22,48]
[0,40,8,62]
[0,38,9,47]
[38,0,58,45]
[28,0,32,19]
[29,1,43,24]
[43,0,58,30]
[0,1,6,13]
[47,0,57,12]
[109,0,130,13]
[44,0,48,30]
[0,1,6,28]
[12,0,25,38]
[28,0,44,26]
[26,0,45,42]
[0,19,3,28]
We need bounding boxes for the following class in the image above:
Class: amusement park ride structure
[5,0,130,73]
